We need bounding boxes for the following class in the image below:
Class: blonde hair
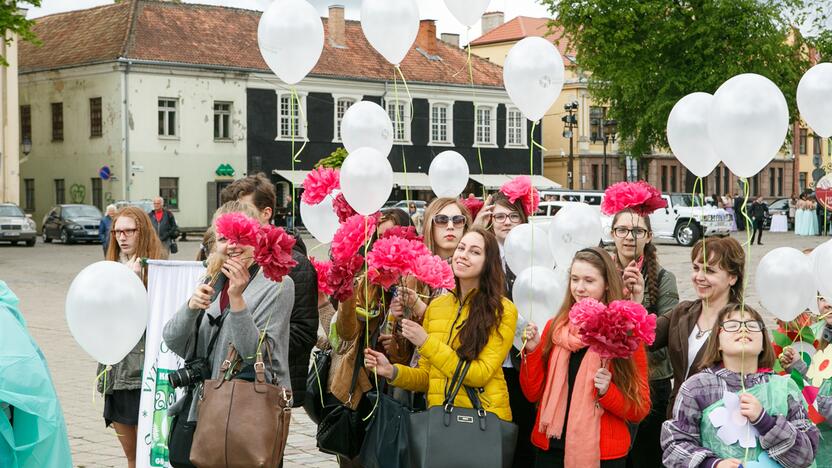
[421,197,472,256]
[106,206,165,285]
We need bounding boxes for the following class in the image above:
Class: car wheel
[60,229,74,245]
[43,231,52,243]
[674,222,701,247]
[11,241,18,246]
[26,239,35,247]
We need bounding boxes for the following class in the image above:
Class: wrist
[229,296,246,312]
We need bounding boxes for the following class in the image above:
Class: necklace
[695,324,711,339]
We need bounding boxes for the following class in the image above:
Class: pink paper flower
[331,213,378,262]
[412,255,455,290]
[301,167,340,205]
[310,257,335,296]
[600,181,667,216]
[332,193,357,223]
[568,298,656,360]
[500,176,540,216]
[215,212,260,247]
[381,225,422,242]
[327,255,364,301]
[254,224,298,282]
[366,236,419,289]
[461,194,484,220]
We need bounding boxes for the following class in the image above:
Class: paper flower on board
[707,391,759,448]
[500,176,540,216]
[381,226,422,242]
[807,347,832,387]
[310,257,335,296]
[332,192,357,223]
[568,298,656,360]
[461,194,484,220]
[601,181,667,216]
[331,213,378,262]
[215,212,260,247]
[411,254,455,290]
[301,167,340,205]
[254,224,298,282]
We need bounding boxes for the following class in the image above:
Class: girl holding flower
[661,304,818,468]
[520,247,651,467]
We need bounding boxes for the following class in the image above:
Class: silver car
[0,203,37,246]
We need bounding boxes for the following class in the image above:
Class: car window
[54,207,61,218]
[670,194,705,208]
[563,194,580,202]
[63,206,102,218]
[584,195,601,205]
[0,206,24,217]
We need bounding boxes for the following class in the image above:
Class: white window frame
[429,100,455,146]
[213,101,233,141]
[276,91,308,142]
[385,98,412,145]
[332,94,362,143]
[473,103,498,148]
[158,98,178,139]
[505,106,528,149]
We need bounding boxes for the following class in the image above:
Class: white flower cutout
[807,346,832,387]
[707,391,759,448]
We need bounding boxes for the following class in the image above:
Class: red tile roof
[20,0,505,88]
[469,16,575,66]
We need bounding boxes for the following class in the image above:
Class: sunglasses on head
[433,214,466,227]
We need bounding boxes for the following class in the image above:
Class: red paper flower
[327,255,364,301]
[366,236,419,289]
[301,167,340,205]
[601,181,667,216]
[332,192,357,223]
[412,255,455,290]
[331,213,378,262]
[215,212,260,247]
[254,224,298,282]
[500,176,540,216]
[461,194,484,220]
[568,298,656,360]
[381,225,422,242]
[310,257,335,296]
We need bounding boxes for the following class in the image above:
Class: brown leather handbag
[189,344,292,468]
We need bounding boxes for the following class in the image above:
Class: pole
[603,137,608,189]
[568,130,575,190]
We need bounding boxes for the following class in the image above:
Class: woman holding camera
[162,201,295,467]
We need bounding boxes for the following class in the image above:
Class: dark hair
[454,226,506,362]
[690,237,745,302]
[380,208,413,228]
[488,192,528,224]
[697,303,776,371]
[611,209,661,311]
[220,173,277,216]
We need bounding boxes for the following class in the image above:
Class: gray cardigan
[163,269,295,421]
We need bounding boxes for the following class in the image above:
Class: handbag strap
[442,360,472,410]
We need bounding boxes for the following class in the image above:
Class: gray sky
[26,0,552,44]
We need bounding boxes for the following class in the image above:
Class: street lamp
[561,101,579,189]
[22,137,31,156]
[591,118,617,189]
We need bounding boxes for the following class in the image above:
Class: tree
[0,1,41,67]
[543,0,831,158]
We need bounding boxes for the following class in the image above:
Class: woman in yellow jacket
[365,226,518,421]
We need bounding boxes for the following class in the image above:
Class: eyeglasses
[492,212,522,223]
[720,320,764,333]
[613,227,649,239]
[113,228,138,238]
[433,214,467,227]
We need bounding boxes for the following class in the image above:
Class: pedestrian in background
[99,204,116,257]
[148,197,179,254]
[750,196,768,245]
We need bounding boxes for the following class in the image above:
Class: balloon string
[312,351,325,408]
[464,30,486,199]
[93,365,109,403]
[256,281,285,357]
[393,65,412,202]
[289,88,308,231]
[361,214,379,420]
[740,178,752,316]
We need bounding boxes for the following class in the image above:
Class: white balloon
[667,92,721,177]
[429,151,470,198]
[257,0,324,85]
[361,0,420,65]
[797,63,832,138]
[707,73,789,178]
[814,239,832,307]
[504,224,555,275]
[513,266,567,328]
[548,203,602,268]
[301,194,340,244]
[340,147,394,215]
[503,37,565,122]
[341,101,394,157]
[443,0,491,27]
[755,247,817,322]
[66,261,149,365]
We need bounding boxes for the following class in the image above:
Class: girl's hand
[524,323,541,353]
[188,284,214,310]
[594,368,612,396]
[126,255,142,277]
[378,334,399,356]
[623,261,645,303]
[389,296,405,319]
[397,287,427,320]
[400,319,428,347]
[222,256,250,300]
[779,346,796,369]
[739,393,763,422]
[473,196,495,227]
[715,459,742,468]
[365,348,395,379]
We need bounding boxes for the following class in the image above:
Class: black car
[42,204,103,244]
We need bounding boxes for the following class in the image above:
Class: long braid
[643,242,660,311]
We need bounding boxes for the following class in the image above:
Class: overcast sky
[25,0,552,44]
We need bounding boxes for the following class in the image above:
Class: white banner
[137,260,205,468]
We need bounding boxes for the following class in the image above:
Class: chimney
[481,11,505,35]
[416,19,438,55]
[328,5,345,47]
[440,33,460,48]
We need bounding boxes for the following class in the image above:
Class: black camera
[168,358,212,389]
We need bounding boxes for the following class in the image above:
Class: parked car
[0,203,37,246]
[41,204,103,244]
[763,198,790,230]
[383,200,427,217]
[114,199,154,214]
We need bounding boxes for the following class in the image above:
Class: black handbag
[315,344,370,459]
[303,349,332,424]
[168,391,196,468]
[358,390,411,468]
[407,360,518,468]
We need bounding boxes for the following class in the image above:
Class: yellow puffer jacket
[391,292,517,422]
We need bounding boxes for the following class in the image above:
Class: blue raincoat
[0,281,72,467]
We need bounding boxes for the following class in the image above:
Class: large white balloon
[429,151,469,198]
[300,194,340,244]
[667,92,721,177]
[797,63,832,138]
[504,224,555,275]
[340,147,394,215]
[814,240,832,306]
[548,203,602,268]
[707,73,789,178]
[443,0,491,27]
[66,261,149,365]
[503,37,565,122]
[361,0,420,65]
[257,0,324,85]
[755,247,817,322]
[513,266,567,328]
[341,101,394,157]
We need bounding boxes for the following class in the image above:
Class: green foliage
[543,0,832,157]
[315,147,348,169]
[0,1,42,67]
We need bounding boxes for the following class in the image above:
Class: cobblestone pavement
[1,231,828,467]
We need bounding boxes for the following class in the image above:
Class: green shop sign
[215,164,235,177]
